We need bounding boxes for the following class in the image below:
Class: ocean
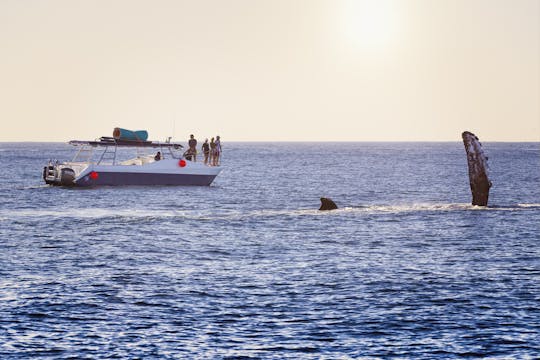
[0,142,539,359]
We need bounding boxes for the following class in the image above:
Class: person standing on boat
[202,139,210,165]
[214,135,221,166]
[209,137,216,166]
[188,134,197,162]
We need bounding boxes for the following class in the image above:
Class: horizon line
[1,140,539,144]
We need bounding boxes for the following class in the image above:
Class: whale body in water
[462,131,492,206]
[319,197,338,211]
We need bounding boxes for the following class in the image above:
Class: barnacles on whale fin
[462,131,491,206]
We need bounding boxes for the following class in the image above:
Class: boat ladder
[97,145,118,165]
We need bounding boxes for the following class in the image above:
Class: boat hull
[44,159,221,187]
[74,171,217,187]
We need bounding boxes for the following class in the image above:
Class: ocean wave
[1,202,537,222]
[342,203,540,213]
[343,203,475,213]
[517,203,540,208]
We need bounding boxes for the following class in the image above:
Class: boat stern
[43,161,89,187]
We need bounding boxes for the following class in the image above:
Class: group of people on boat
[152,134,221,165]
[184,134,221,166]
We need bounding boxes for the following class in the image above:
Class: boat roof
[69,137,183,148]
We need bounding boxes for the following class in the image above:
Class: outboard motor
[60,168,76,187]
[42,166,48,181]
[43,163,57,185]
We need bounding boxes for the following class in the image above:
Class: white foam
[518,203,540,208]
[0,202,536,222]
[0,208,179,220]
[339,203,473,213]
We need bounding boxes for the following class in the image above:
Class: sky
[1,0,539,142]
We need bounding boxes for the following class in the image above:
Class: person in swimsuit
[209,137,216,166]
[188,134,197,162]
[214,135,221,166]
[201,139,210,165]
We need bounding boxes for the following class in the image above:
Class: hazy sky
[1,0,539,142]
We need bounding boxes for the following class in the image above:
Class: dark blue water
[1,142,539,359]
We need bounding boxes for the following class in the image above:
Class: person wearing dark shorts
[188,134,197,162]
[209,137,216,166]
[202,139,210,165]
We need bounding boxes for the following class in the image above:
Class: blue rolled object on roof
[113,127,148,141]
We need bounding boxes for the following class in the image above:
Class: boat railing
[68,138,185,165]
[72,144,95,163]
[182,149,221,166]
[67,138,222,166]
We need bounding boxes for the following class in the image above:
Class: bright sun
[341,0,400,51]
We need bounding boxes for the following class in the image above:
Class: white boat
[43,131,222,187]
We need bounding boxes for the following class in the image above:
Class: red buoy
[179,159,187,167]
[89,171,99,180]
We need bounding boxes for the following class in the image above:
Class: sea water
[0,142,539,359]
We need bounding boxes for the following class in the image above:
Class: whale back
[319,197,338,211]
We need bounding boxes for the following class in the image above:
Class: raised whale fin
[319,197,338,211]
[462,131,492,206]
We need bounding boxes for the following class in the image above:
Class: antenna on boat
[172,113,176,142]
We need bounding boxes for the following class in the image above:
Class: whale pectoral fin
[319,197,338,211]
[462,131,491,206]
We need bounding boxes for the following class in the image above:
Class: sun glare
[341,0,400,51]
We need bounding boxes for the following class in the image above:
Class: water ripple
[1,143,539,358]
